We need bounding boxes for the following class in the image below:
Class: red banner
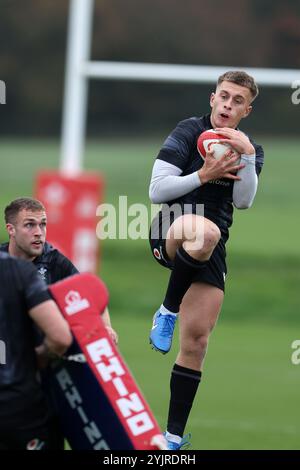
[36,171,104,273]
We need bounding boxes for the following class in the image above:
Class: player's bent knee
[203,223,221,252]
[182,218,221,256]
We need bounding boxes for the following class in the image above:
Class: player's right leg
[165,282,224,449]
[150,214,221,354]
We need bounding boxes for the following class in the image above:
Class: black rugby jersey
[156,114,264,242]
[0,252,51,417]
[0,241,78,284]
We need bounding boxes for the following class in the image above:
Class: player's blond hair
[217,71,259,101]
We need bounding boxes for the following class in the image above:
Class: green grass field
[0,137,300,449]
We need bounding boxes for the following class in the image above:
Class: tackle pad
[48,273,165,450]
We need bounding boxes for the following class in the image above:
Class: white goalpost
[61,0,300,174]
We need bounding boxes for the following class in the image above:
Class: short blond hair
[217,71,259,101]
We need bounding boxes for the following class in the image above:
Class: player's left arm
[215,128,264,209]
[233,143,264,209]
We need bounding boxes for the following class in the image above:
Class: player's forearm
[149,159,201,203]
[232,154,258,209]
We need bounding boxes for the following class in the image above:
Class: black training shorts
[149,210,227,292]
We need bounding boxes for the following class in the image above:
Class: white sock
[165,431,181,444]
[160,304,178,316]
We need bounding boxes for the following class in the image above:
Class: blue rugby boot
[149,308,177,354]
[164,432,191,450]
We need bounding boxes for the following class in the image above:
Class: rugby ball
[197,129,233,161]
